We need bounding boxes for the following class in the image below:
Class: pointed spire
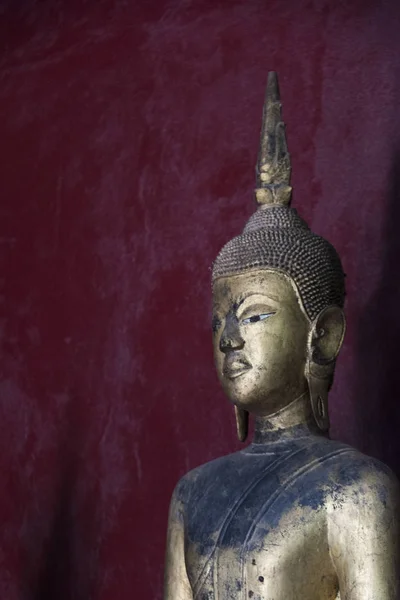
[255,72,292,206]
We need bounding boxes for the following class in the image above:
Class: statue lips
[223,354,252,380]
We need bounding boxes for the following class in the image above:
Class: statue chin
[224,384,292,418]
[219,366,310,418]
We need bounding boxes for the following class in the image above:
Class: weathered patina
[164,72,399,600]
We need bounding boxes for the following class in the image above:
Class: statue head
[211,73,346,441]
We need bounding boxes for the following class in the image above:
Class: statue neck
[253,392,325,444]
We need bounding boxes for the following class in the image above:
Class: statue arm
[327,463,400,600]
[164,483,193,600]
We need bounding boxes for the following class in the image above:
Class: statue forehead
[212,269,303,309]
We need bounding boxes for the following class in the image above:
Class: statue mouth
[223,355,252,379]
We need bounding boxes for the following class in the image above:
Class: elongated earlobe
[306,306,346,431]
[235,406,249,442]
[307,372,330,431]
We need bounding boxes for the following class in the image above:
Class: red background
[1,1,400,598]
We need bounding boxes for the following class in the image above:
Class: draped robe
[173,426,390,600]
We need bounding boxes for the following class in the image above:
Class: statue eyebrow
[234,292,279,310]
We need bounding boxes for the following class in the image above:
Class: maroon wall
[1,1,400,598]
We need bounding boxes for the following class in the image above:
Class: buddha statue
[164,72,399,600]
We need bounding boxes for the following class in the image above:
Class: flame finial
[255,72,292,206]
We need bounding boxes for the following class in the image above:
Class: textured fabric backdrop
[1,1,400,598]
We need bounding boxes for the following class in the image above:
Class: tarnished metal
[164,73,399,600]
[255,71,292,206]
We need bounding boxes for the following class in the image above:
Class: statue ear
[311,306,346,365]
[306,306,346,431]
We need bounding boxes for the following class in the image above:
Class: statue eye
[242,312,275,325]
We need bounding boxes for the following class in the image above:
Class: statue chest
[182,440,351,600]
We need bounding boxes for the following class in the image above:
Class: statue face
[212,270,310,416]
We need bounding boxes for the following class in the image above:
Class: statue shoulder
[326,449,399,597]
[326,447,399,517]
[170,450,243,506]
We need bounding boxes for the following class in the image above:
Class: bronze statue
[164,72,399,600]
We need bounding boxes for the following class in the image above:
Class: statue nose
[219,315,245,353]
